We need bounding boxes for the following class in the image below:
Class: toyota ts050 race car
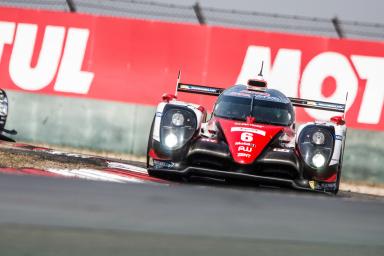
[0,89,17,142]
[147,70,347,194]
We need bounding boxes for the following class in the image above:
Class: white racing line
[41,148,157,184]
[107,162,148,174]
[46,163,150,184]
[43,147,149,175]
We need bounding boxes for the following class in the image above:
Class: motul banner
[0,7,383,130]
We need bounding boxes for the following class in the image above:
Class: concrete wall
[5,91,384,183]
[343,129,384,183]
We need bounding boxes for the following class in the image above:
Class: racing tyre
[146,115,155,169]
[332,166,341,195]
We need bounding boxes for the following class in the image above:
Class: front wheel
[332,166,342,195]
[146,115,155,169]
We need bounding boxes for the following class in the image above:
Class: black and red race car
[147,71,347,194]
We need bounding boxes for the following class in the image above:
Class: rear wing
[177,83,346,113]
[288,97,345,113]
[177,83,224,96]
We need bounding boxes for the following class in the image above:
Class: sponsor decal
[253,94,283,103]
[237,153,251,158]
[335,135,343,141]
[201,138,218,143]
[273,148,290,153]
[315,182,337,191]
[153,159,175,169]
[226,91,252,98]
[239,89,270,97]
[309,180,337,191]
[235,141,256,147]
[0,21,94,94]
[238,146,253,152]
[234,122,263,128]
[231,127,266,136]
[309,180,316,190]
[182,85,220,94]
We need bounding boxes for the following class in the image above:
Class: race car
[147,70,347,194]
[0,89,17,142]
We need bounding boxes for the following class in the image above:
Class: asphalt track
[0,144,384,255]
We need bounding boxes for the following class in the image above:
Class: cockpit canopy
[213,85,295,126]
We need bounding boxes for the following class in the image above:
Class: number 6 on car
[241,132,253,142]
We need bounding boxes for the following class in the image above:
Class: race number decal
[241,132,253,142]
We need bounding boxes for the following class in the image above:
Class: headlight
[160,106,197,150]
[171,112,184,126]
[312,131,325,145]
[164,133,178,148]
[312,153,325,168]
[298,125,334,171]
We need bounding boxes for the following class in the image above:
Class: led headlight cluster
[171,112,184,126]
[298,125,334,170]
[312,153,326,168]
[164,133,178,148]
[160,107,197,149]
[312,131,325,145]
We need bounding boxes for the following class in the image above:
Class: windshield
[214,95,294,126]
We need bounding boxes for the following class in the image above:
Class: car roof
[221,84,291,104]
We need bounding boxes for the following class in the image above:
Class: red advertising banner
[0,7,383,130]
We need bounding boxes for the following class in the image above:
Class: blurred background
[0,0,383,184]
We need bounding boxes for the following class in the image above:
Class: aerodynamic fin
[177,83,224,96]
[289,97,346,113]
[343,92,348,118]
[175,70,181,97]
